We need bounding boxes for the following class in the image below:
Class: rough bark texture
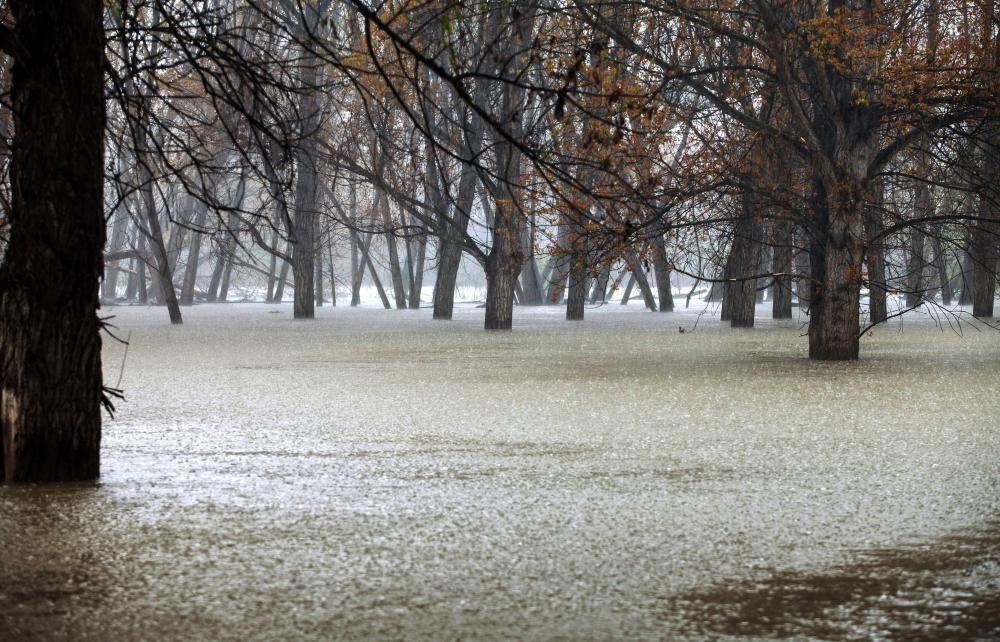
[652,234,674,313]
[722,183,762,328]
[0,0,106,482]
[292,40,321,319]
[808,183,865,361]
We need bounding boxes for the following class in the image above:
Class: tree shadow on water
[660,522,1000,641]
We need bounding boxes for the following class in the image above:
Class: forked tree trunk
[0,0,105,482]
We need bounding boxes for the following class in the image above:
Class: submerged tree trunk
[971,135,999,318]
[808,181,866,361]
[565,214,588,320]
[771,219,794,319]
[721,181,762,328]
[0,0,106,482]
[180,203,206,306]
[589,264,611,304]
[652,234,674,313]
[864,181,888,325]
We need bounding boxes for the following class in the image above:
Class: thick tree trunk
[485,257,519,330]
[1,0,105,482]
[431,175,475,317]
[808,191,865,360]
[565,251,589,321]
[433,241,462,318]
[722,183,762,328]
[626,250,658,311]
[565,214,588,320]
[652,234,674,313]
[291,42,321,319]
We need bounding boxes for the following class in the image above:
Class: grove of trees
[0,0,997,481]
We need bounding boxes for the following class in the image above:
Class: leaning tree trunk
[0,0,105,482]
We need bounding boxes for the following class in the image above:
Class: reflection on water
[661,522,1000,641]
[1,304,999,640]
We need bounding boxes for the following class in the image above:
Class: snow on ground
[1,301,998,640]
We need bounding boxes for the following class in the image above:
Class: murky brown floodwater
[2,303,998,640]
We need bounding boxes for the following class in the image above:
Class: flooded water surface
[2,304,999,640]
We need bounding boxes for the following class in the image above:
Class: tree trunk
[771,219,794,319]
[905,226,927,308]
[652,234,674,313]
[1,0,105,482]
[409,227,427,309]
[328,241,337,307]
[808,187,865,360]
[137,173,182,323]
[971,136,999,318]
[180,205,206,306]
[864,182,887,325]
[378,190,408,310]
[104,187,130,301]
[136,232,149,304]
[589,264,610,304]
[291,42,321,320]
[721,182,762,328]
[565,214,588,320]
[930,223,952,306]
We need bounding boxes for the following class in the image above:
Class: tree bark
[771,219,794,319]
[808,182,865,361]
[721,181,762,328]
[0,0,105,482]
[652,234,675,313]
[863,181,887,324]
